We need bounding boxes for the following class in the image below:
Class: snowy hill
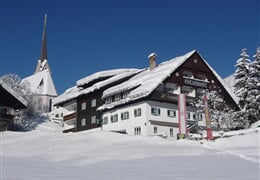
[1,120,259,180]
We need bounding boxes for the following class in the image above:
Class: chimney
[148,53,157,70]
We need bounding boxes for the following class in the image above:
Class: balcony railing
[63,112,76,121]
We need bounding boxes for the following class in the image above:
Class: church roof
[23,69,57,97]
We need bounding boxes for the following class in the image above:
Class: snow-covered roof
[99,50,239,110]
[23,69,57,96]
[52,86,80,105]
[102,50,195,100]
[0,79,28,107]
[77,69,138,87]
[53,68,142,105]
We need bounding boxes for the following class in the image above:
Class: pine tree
[233,48,251,127]
[247,47,260,123]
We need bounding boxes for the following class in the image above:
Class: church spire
[35,14,50,73]
[40,14,47,62]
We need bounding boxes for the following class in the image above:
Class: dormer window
[122,91,129,99]
[105,97,112,104]
[183,71,193,78]
[115,94,121,101]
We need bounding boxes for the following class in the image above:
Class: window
[121,111,129,120]
[181,86,195,97]
[165,83,180,94]
[154,126,158,134]
[197,74,208,81]
[105,97,112,104]
[170,128,174,137]
[91,99,96,107]
[81,118,86,126]
[103,117,108,125]
[115,94,121,101]
[183,71,193,78]
[134,127,141,135]
[122,92,129,99]
[151,107,160,116]
[111,114,118,123]
[167,109,176,118]
[193,114,196,120]
[134,108,142,117]
[195,113,203,121]
[91,116,96,124]
[81,102,86,110]
[186,112,191,120]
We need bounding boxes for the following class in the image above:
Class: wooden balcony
[63,112,76,121]
[151,91,196,104]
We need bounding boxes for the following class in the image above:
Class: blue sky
[1,0,259,94]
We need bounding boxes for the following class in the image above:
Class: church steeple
[40,14,47,62]
[35,14,50,73]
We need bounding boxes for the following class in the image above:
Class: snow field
[1,121,259,180]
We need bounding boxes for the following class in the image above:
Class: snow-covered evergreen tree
[191,89,235,131]
[233,48,251,127]
[247,47,260,123]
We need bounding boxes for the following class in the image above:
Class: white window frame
[81,118,86,126]
[121,111,129,120]
[81,102,86,110]
[91,99,96,107]
[154,126,158,134]
[111,114,118,123]
[103,117,108,124]
[134,127,141,135]
[151,107,160,116]
[167,109,176,118]
[170,128,174,137]
[91,115,96,124]
[134,108,142,117]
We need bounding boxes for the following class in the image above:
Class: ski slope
[1,120,259,180]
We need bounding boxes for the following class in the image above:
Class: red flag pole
[204,95,213,140]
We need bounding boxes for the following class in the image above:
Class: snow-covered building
[23,14,57,114]
[0,80,27,131]
[99,50,239,137]
[52,68,142,132]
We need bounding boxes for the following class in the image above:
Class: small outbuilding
[0,80,27,131]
